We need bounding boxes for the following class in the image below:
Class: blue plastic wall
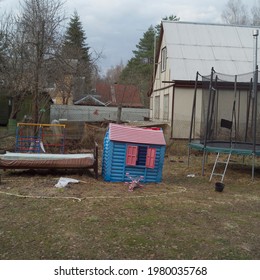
[102,131,165,183]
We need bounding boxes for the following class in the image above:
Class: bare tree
[51,58,79,105]
[17,0,65,123]
[251,0,260,25]
[103,62,124,84]
[221,0,250,25]
[0,13,10,79]
[0,13,33,120]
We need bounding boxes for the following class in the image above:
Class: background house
[75,83,144,108]
[0,89,51,127]
[149,21,259,139]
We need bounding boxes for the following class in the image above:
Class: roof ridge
[162,20,260,29]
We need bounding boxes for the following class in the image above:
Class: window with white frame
[161,47,167,72]
[163,94,169,120]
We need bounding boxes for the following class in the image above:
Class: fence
[50,105,149,123]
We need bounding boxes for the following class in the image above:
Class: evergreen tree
[61,11,92,99]
[119,15,179,107]
[119,26,155,107]
[132,25,155,65]
[155,15,180,35]
[63,11,90,62]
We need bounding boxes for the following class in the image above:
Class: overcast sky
[0,0,257,75]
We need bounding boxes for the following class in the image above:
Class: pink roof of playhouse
[109,123,166,145]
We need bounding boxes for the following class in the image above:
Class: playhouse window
[145,147,156,168]
[126,145,138,166]
[126,145,156,168]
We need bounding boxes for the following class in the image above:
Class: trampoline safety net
[189,68,260,154]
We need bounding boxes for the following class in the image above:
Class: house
[97,83,144,108]
[102,123,166,182]
[49,75,74,105]
[149,21,259,139]
[74,93,107,106]
[0,90,51,127]
[47,59,87,105]
[75,83,144,108]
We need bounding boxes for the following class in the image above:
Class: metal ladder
[209,152,232,182]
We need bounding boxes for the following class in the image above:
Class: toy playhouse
[102,123,166,182]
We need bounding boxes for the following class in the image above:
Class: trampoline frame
[189,140,260,156]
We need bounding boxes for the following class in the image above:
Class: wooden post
[117,106,122,123]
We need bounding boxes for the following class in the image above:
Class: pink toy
[125,172,144,192]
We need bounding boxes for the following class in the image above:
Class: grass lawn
[0,140,259,259]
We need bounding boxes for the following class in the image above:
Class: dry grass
[0,140,259,260]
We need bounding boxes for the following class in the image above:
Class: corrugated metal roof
[109,123,166,145]
[162,21,258,80]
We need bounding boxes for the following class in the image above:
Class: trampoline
[188,67,260,180]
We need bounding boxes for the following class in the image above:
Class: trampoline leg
[252,154,255,181]
[187,146,191,167]
[202,150,206,176]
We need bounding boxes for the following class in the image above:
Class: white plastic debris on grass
[55,177,79,188]
[187,174,195,178]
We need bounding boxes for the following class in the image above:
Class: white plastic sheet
[54,177,79,188]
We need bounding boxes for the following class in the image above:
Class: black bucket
[215,182,225,192]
